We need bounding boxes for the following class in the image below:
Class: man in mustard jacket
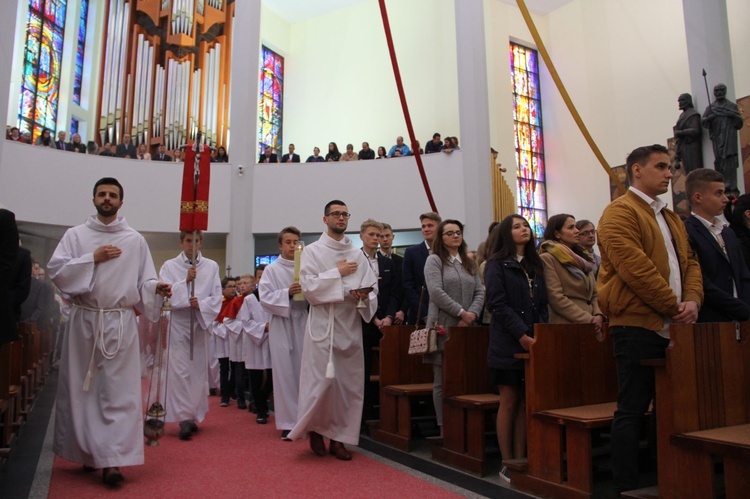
[597,144,703,494]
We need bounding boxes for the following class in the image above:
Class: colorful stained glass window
[258,46,284,159]
[73,0,88,105]
[510,42,547,240]
[70,116,79,135]
[18,0,67,141]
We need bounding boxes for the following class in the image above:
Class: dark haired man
[48,177,171,485]
[281,144,300,163]
[259,226,309,439]
[684,168,750,322]
[214,276,238,406]
[287,200,377,460]
[425,133,442,154]
[159,230,222,440]
[597,145,703,494]
[402,212,442,324]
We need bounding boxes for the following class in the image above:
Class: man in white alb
[48,177,171,486]
[287,200,377,460]
[159,231,222,440]
[259,226,309,440]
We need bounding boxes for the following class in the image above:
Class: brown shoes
[329,440,352,461]
[102,467,124,485]
[309,431,326,456]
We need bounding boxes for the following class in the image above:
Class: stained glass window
[70,116,78,135]
[19,0,66,141]
[73,0,88,105]
[510,42,547,240]
[258,46,284,159]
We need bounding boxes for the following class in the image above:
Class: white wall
[539,0,691,223]
[280,0,460,159]
[727,0,750,98]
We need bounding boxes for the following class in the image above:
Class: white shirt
[630,187,682,336]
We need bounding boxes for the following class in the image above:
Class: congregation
[4,143,750,493]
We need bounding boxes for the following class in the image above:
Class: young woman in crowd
[423,219,484,436]
[540,214,603,331]
[484,214,547,482]
[376,146,388,159]
[325,142,341,162]
[214,146,229,163]
[137,143,151,160]
[34,128,55,148]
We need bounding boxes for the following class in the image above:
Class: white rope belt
[73,304,125,392]
[308,304,336,379]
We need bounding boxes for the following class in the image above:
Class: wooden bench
[432,326,500,476]
[370,325,434,451]
[648,322,750,499]
[509,323,618,499]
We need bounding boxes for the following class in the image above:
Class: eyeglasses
[444,230,462,238]
[327,211,351,219]
[579,229,597,237]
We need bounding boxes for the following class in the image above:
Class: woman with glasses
[423,220,484,435]
[484,214,547,482]
[540,214,604,331]
[575,219,601,276]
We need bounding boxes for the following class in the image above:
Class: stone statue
[673,93,703,172]
[702,83,745,193]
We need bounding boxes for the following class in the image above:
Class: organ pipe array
[96,0,233,151]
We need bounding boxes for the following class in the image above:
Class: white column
[682,0,737,181]
[0,1,20,182]
[454,0,493,249]
[226,0,261,274]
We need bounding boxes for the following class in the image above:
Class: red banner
[179,143,211,232]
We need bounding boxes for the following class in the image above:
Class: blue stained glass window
[19,0,66,142]
[255,255,279,267]
[257,46,284,158]
[510,42,547,240]
[73,0,88,105]
[70,116,79,135]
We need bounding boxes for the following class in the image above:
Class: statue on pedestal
[702,83,744,193]
[673,93,703,173]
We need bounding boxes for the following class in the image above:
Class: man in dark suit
[359,219,397,422]
[55,131,71,151]
[402,212,441,325]
[115,133,137,158]
[379,223,407,324]
[280,144,300,163]
[152,144,172,162]
[1,208,22,344]
[684,169,750,322]
[258,147,278,163]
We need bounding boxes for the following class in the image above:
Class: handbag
[408,286,439,355]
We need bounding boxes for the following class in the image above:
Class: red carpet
[48,396,462,498]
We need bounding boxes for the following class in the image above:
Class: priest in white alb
[159,230,222,440]
[287,200,377,461]
[48,178,171,486]
[258,226,309,440]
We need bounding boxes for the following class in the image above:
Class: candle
[293,243,304,301]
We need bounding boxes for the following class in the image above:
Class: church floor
[0,369,533,498]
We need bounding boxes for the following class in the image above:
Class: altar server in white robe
[159,230,222,440]
[48,178,171,486]
[259,226,309,440]
[227,286,272,423]
[223,275,253,409]
[287,200,377,461]
[213,276,238,406]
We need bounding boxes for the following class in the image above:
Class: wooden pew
[509,323,618,499]
[8,338,26,434]
[646,322,750,499]
[370,325,434,451]
[0,343,13,450]
[432,326,499,476]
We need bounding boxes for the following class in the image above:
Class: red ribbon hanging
[378,0,438,214]
[179,143,211,232]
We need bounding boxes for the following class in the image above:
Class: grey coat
[423,254,485,365]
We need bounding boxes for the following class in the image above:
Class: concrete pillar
[0,2,20,184]
[454,0,493,249]
[682,0,740,187]
[226,0,262,274]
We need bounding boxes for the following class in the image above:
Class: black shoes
[178,420,193,440]
[102,467,124,485]
[281,430,291,441]
[256,413,268,425]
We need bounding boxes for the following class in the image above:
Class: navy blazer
[280,153,300,163]
[685,215,750,322]
[402,242,430,324]
[485,257,548,370]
